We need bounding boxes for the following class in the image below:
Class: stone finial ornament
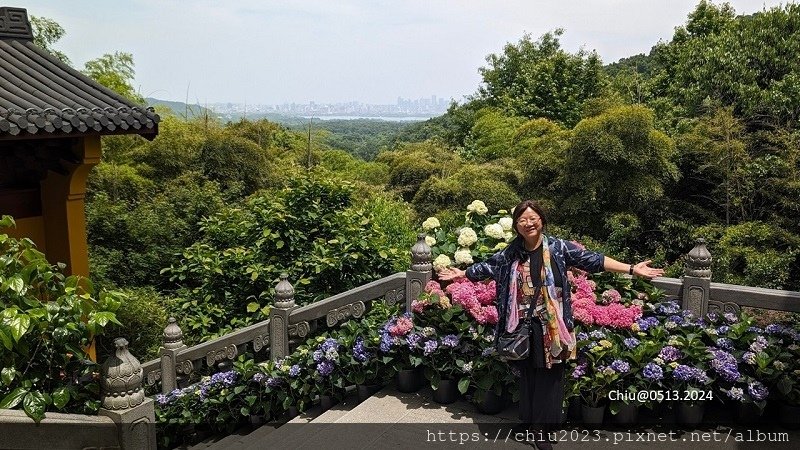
[685,238,712,279]
[101,338,145,410]
[274,273,295,308]
[410,233,432,272]
[163,317,184,350]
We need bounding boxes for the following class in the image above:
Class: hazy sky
[22,0,792,105]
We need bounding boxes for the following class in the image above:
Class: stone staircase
[191,386,798,450]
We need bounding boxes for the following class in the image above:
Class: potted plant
[380,313,425,393]
[459,351,513,414]
[422,332,466,404]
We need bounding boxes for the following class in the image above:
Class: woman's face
[515,207,543,242]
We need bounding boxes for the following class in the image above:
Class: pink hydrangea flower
[390,316,413,336]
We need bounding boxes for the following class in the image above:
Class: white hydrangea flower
[433,254,451,271]
[499,217,513,231]
[425,235,436,246]
[774,361,786,370]
[454,248,474,265]
[458,227,478,247]
[484,223,505,240]
[466,200,488,215]
[422,217,440,231]
[504,231,514,242]
[463,361,473,373]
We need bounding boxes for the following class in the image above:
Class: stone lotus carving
[101,338,145,410]
[685,238,712,278]
[410,233,432,272]
[163,317,185,350]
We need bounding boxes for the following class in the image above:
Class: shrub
[0,216,122,422]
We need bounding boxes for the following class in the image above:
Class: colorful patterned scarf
[506,235,576,357]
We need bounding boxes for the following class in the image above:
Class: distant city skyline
[23,0,794,105]
[204,95,451,118]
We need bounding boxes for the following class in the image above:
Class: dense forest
[26,1,800,358]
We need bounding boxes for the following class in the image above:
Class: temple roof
[0,7,159,141]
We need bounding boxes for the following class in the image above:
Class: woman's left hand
[632,260,665,279]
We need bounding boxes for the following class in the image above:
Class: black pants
[516,317,565,428]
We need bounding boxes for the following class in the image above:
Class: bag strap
[523,284,541,322]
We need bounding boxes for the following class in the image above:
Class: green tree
[462,108,525,161]
[478,29,606,127]
[558,105,678,236]
[82,52,144,103]
[29,15,71,65]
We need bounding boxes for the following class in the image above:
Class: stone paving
[198,385,798,450]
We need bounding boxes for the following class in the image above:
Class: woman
[439,200,663,450]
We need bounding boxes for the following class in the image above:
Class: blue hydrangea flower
[673,364,694,381]
[317,360,334,377]
[717,325,730,334]
[289,365,301,377]
[253,372,265,383]
[716,337,734,351]
[423,340,438,356]
[709,348,740,382]
[353,337,371,362]
[611,359,630,373]
[406,332,422,349]
[266,377,282,388]
[156,394,170,405]
[572,362,587,379]
[748,381,769,401]
[589,330,607,340]
[643,363,663,381]
[577,332,589,341]
[623,337,640,349]
[659,346,682,362]
[441,334,460,348]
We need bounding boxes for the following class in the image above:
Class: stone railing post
[270,273,296,361]
[159,317,186,395]
[406,233,432,314]
[99,338,156,450]
[681,238,712,317]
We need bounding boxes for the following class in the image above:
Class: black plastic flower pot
[320,395,337,412]
[611,403,639,424]
[477,390,504,415]
[779,403,800,429]
[357,383,382,403]
[433,378,459,404]
[287,406,299,419]
[397,368,422,393]
[676,402,704,426]
[581,403,605,425]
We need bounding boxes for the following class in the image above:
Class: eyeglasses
[517,217,541,225]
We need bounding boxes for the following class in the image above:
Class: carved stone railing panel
[206,344,237,367]
[384,288,404,306]
[288,321,310,338]
[326,301,366,327]
[707,300,741,315]
[252,334,269,352]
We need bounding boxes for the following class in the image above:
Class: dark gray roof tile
[0,7,159,140]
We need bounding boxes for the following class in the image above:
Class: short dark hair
[512,199,548,234]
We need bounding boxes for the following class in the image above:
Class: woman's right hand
[438,267,465,281]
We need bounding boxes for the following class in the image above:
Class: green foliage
[558,105,678,236]
[412,164,520,218]
[165,175,406,341]
[694,221,800,290]
[0,216,122,422]
[511,118,570,198]
[199,133,278,196]
[87,171,226,289]
[29,15,71,65]
[462,108,525,161]
[82,52,144,103]
[300,119,413,161]
[98,287,169,361]
[377,141,462,202]
[126,116,207,182]
[478,29,606,127]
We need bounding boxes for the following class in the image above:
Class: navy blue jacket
[465,235,605,334]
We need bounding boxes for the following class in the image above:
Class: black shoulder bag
[495,284,540,361]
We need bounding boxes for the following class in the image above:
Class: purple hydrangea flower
[577,332,589,341]
[441,334,460,348]
[709,348,740,382]
[637,317,660,331]
[423,340,438,356]
[317,360,334,377]
[156,394,169,405]
[252,372,265,383]
[727,387,744,400]
[623,337,640,349]
[750,336,768,353]
[723,312,738,323]
[379,332,393,353]
[668,315,684,325]
[717,325,730,334]
[657,301,680,315]
[643,363,663,381]
[353,337,371,362]
[748,381,769,401]
[210,371,237,387]
[747,326,764,334]
[266,377,282,388]
[742,352,757,364]
[611,359,630,373]
[706,312,719,323]
[406,332,422,349]
[765,324,786,334]
[289,365,301,377]
[572,362,587,379]
[673,365,694,381]
[716,337,734,351]
[659,346,682,362]
[589,330,607,340]
[313,349,324,362]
